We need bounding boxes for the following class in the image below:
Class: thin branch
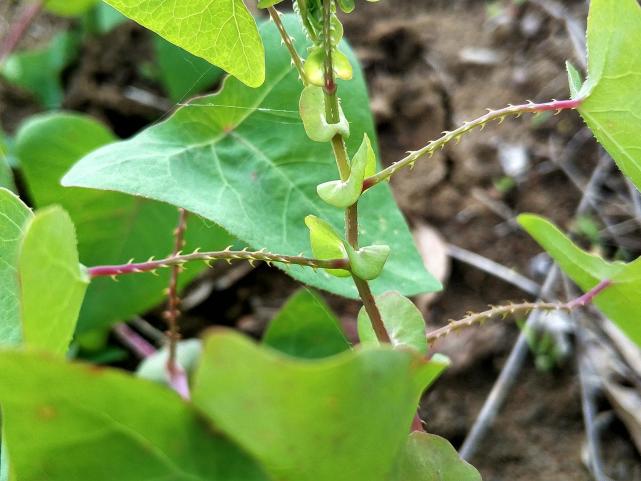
[112,323,156,359]
[363,98,583,190]
[428,278,611,344]
[86,249,349,279]
[268,6,308,85]
[0,1,43,64]
[164,208,188,396]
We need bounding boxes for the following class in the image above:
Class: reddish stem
[113,323,156,359]
[566,278,612,309]
[0,1,43,64]
[87,251,349,278]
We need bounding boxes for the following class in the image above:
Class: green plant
[2,0,641,479]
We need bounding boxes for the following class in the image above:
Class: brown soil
[3,0,641,479]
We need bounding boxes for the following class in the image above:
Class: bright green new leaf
[566,61,583,99]
[299,85,350,142]
[358,291,428,355]
[0,350,269,481]
[153,35,223,102]
[44,0,99,16]
[0,32,79,107]
[304,47,353,86]
[389,433,482,481]
[317,134,376,208]
[193,329,449,481]
[346,243,390,280]
[519,214,641,347]
[19,206,89,355]
[305,214,350,277]
[577,0,641,193]
[103,0,264,87]
[62,17,440,298]
[337,0,355,13]
[0,189,32,346]
[16,113,233,332]
[263,289,350,358]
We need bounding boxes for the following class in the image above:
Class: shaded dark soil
[2,0,641,479]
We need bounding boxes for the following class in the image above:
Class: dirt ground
[2,0,641,479]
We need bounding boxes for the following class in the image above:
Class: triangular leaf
[263,289,350,358]
[62,16,440,299]
[519,214,641,347]
[193,329,448,481]
[0,350,269,481]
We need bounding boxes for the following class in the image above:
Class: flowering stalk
[87,249,349,279]
[363,98,584,190]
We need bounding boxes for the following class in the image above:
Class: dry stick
[459,155,613,460]
[562,276,611,481]
[87,250,349,278]
[0,0,43,64]
[164,209,189,399]
[447,244,541,296]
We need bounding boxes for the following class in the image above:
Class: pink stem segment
[566,278,612,309]
[0,1,43,64]
[113,323,156,359]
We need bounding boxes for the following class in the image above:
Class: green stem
[320,0,390,344]
[268,6,309,86]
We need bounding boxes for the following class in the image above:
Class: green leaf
[263,288,350,358]
[389,432,482,481]
[317,134,375,208]
[358,291,429,355]
[153,35,223,102]
[62,16,440,299]
[16,112,233,332]
[346,243,390,280]
[305,214,350,277]
[518,214,641,347]
[0,31,79,107]
[578,0,641,192]
[0,189,32,346]
[257,0,284,7]
[103,0,264,87]
[193,329,449,481]
[0,136,16,192]
[566,61,583,99]
[44,0,99,16]
[86,2,128,34]
[299,85,350,142]
[19,206,89,355]
[0,350,269,481]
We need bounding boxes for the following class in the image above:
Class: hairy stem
[0,0,43,64]
[268,6,308,86]
[427,279,611,343]
[164,209,188,385]
[363,98,584,190]
[87,250,349,279]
